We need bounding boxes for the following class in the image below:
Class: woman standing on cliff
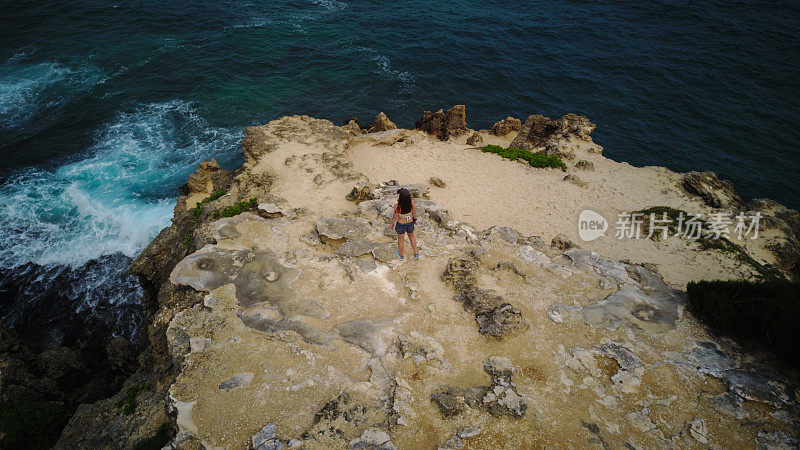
[390,188,419,260]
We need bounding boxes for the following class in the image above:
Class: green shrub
[212,198,258,219]
[686,279,800,368]
[191,190,226,222]
[481,145,567,171]
[0,388,68,449]
[116,382,153,415]
[182,231,194,249]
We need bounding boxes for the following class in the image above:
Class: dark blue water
[1,0,798,344]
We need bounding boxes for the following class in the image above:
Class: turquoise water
[0,0,798,343]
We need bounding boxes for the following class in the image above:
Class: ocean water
[1,0,798,345]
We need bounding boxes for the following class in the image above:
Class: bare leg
[408,232,419,255]
[397,233,404,257]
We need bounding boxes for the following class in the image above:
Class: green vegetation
[192,189,226,222]
[481,145,567,171]
[634,206,782,280]
[116,382,153,415]
[181,231,194,249]
[212,198,258,219]
[0,388,69,449]
[687,279,800,368]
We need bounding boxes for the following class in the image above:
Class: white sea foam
[0,100,242,268]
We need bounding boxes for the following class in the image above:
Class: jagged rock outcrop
[510,113,595,150]
[414,105,469,140]
[367,112,397,133]
[489,117,522,136]
[186,158,221,197]
[681,171,742,209]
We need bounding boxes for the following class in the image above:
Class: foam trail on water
[0,53,106,128]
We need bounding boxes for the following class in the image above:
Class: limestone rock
[187,159,221,195]
[367,112,397,133]
[348,428,395,449]
[414,105,468,140]
[252,423,284,450]
[681,171,742,209]
[219,372,254,391]
[551,233,576,250]
[342,117,362,135]
[575,159,595,171]
[414,109,446,137]
[688,418,708,444]
[431,357,526,419]
[443,105,468,139]
[489,117,522,136]
[346,182,376,203]
[476,304,526,339]
[429,177,446,188]
[510,114,595,150]
[316,217,373,242]
[564,174,587,188]
[466,132,483,146]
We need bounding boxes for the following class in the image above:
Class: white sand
[347,130,773,288]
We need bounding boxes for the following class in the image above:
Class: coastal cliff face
[57,112,798,448]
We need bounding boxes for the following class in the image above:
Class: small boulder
[575,159,595,171]
[429,177,446,188]
[367,112,397,133]
[348,428,395,449]
[563,174,587,188]
[466,132,483,146]
[489,117,522,136]
[551,233,576,250]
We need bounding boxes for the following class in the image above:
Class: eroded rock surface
[77,113,799,449]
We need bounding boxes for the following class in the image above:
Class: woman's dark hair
[398,188,412,214]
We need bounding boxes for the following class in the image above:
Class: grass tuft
[481,145,567,171]
[116,382,153,415]
[212,198,258,219]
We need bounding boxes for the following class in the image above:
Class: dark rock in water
[0,253,144,349]
[414,105,469,140]
[489,117,522,136]
[681,171,742,209]
[0,321,139,449]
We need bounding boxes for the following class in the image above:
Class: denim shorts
[395,221,415,234]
